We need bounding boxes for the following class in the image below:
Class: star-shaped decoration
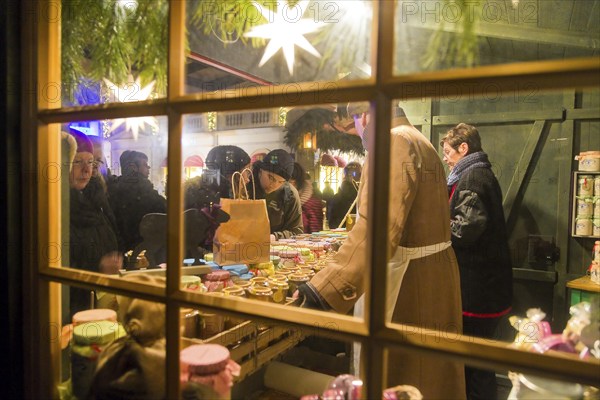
[103,76,158,140]
[244,0,324,75]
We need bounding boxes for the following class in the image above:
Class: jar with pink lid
[204,270,234,292]
[180,344,241,399]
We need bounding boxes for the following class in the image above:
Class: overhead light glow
[103,77,158,139]
[244,0,324,75]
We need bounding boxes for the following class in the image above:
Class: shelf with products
[571,171,600,238]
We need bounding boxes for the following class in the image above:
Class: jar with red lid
[180,344,241,399]
[204,270,234,292]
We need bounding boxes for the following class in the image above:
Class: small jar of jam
[247,286,273,302]
[223,285,246,298]
[232,280,252,295]
[223,285,247,329]
[249,276,269,287]
[287,273,309,297]
[269,274,288,284]
[204,270,233,292]
[270,281,289,304]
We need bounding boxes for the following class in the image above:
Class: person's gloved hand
[294,282,332,311]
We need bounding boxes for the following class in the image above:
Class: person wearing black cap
[204,145,251,200]
[247,149,304,240]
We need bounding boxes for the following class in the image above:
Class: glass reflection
[60,0,168,105]
[186,1,373,93]
[395,0,600,73]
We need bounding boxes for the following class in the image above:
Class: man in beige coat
[297,104,466,399]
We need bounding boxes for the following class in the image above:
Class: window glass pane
[185,1,374,95]
[387,87,600,336]
[60,116,168,293]
[60,0,168,105]
[58,283,166,399]
[180,105,367,321]
[395,0,600,74]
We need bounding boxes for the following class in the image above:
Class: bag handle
[231,168,255,200]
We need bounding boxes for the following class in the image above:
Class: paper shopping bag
[213,198,270,266]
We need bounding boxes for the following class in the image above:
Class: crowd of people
[64,109,512,398]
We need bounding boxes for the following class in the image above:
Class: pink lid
[206,270,231,281]
[180,344,230,376]
[72,309,117,326]
[279,249,299,258]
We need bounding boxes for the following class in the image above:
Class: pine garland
[284,108,365,155]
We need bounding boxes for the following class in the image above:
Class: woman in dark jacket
[65,129,121,317]
[441,123,513,400]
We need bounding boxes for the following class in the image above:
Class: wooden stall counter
[566,276,600,306]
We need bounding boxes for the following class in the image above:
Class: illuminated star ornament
[244,0,324,75]
[103,76,158,140]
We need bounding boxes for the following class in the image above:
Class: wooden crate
[182,308,304,380]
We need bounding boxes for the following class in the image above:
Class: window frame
[24,1,600,398]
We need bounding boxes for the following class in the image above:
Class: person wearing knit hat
[65,127,95,191]
[62,127,121,318]
[255,148,295,183]
[247,149,303,240]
